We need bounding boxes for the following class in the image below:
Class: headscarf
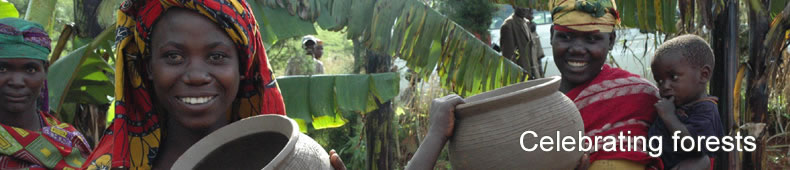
[0,18,50,61]
[83,0,286,169]
[550,0,620,33]
[0,18,92,170]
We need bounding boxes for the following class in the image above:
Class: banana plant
[253,0,525,97]
[277,72,399,132]
[47,25,115,123]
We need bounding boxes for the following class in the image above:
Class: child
[648,34,725,169]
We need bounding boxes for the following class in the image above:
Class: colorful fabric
[83,0,286,169]
[0,112,92,170]
[565,64,663,170]
[0,18,51,61]
[550,0,620,32]
[648,96,724,169]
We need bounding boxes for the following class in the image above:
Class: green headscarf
[0,18,51,61]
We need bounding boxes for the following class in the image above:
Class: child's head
[651,34,714,106]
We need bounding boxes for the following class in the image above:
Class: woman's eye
[208,54,228,63]
[0,67,6,72]
[26,67,37,73]
[559,34,570,40]
[165,54,184,64]
[586,36,602,42]
[672,75,679,80]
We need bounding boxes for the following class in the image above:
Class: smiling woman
[0,18,92,169]
[80,0,349,169]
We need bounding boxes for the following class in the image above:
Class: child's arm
[654,97,696,150]
[405,95,464,170]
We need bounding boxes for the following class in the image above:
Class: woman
[82,0,343,169]
[0,18,92,169]
[407,0,662,169]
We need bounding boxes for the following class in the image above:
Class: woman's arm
[405,95,464,170]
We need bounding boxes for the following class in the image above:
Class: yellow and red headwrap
[550,0,620,33]
[83,0,286,169]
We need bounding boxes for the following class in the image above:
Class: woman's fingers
[329,149,346,170]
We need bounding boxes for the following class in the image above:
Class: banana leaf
[0,1,19,18]
[277,75,312,123]
[335,74,370,112]
[48,26,116,120]
[276,73,398,131]
[249,0,317,46]
[309,75,336,117]
[370,72,399,103]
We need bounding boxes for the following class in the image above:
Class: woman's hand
[428,94,465,139]
[575,153,590,170]
[405,94,464,170]
[329,149,346,170]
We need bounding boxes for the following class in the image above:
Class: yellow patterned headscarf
[550,0,620,32]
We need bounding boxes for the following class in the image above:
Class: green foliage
[266,26,355,76]
[0,0,19,18]
[277,73,399,131]
[260,0,525,97]
[436,0,498,41]
[249,0,317,47]
[48,26,115,123]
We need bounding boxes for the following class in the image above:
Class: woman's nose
[182,65,212,86]
[7,73,26,89]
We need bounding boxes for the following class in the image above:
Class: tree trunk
[363,48,396,170]
[73,0,104,38]
[745,0,772,169]
[710,0,739,169]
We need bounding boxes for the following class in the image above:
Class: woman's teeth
[568,61,587,67]
[179,96,215,105]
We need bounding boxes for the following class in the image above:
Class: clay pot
[449,76,584,169]
[172,115,332,170]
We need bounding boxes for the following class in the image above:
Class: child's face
[651,53,709,106]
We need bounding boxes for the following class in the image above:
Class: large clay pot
[449,76,584,169]
[172,115,332,170]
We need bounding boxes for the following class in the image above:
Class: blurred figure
[500,7,544,80]
[286,35,325,75]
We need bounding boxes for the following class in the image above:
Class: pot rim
[172,114,300,169]
[455,76,561,118]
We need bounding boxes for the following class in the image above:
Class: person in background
[286,35,325,75]
[500,6,544,80]
[0,18,92,169]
